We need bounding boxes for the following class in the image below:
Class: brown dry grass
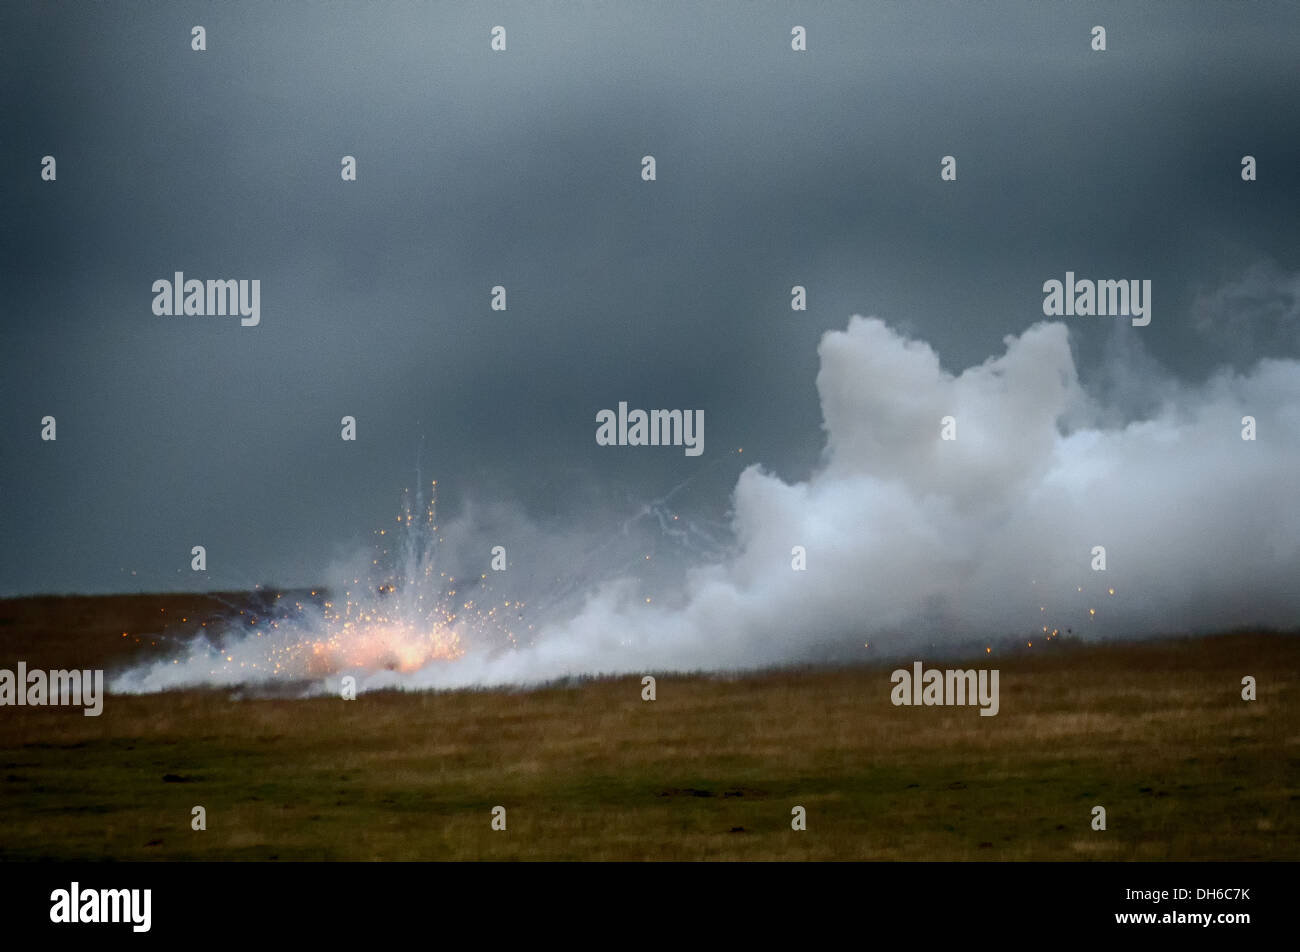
[0,594,1296,860]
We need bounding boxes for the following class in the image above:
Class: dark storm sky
[2,1,1297,596]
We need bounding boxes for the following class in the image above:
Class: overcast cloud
[4,0,1297,686]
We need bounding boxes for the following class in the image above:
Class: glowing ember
[160,481,520,684]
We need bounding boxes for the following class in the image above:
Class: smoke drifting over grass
[113,316,1300,695]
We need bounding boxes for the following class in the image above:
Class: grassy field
[0,594,1296,860]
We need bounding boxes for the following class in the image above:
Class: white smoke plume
[112,315,1300,695]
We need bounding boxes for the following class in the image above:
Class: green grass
[0,594,1296,860]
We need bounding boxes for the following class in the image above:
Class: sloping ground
[0,593,1295,860]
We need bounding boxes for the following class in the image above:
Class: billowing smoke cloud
[1190,258,1300,370]
[113,315,1300,694]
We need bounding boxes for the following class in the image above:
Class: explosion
[115,481,521,691]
